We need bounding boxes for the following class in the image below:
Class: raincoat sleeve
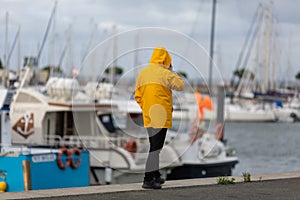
[134,81,143,109]
[167,71,184,91]
[135,90,142,108]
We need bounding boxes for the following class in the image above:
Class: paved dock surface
[1,172,300,200]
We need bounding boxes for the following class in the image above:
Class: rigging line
[189,0,206,39]
[236,6,264,96]
[56,26,71,76]
[271,14,286,79]
[240,7,263,72]
[36,1,57,67]
[80,20,97,66]
[57,45,67,70]
[7,26,20,67]
[177,0,205,70]
[230,3,262,86]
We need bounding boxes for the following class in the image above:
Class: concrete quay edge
[1,171,300,199]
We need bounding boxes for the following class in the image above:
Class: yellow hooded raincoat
[135,47,184,128]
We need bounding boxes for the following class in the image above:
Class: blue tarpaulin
[274,100,283,108]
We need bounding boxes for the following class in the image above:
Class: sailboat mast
[110,25,117,85]
[286,33,292,89]
[208,0,217,92]
[65,24,73,77]
[270,18,277,91]
[133,31,139,84]
[2,12,9,86]
[49,4,57,69]
[262,1,273,93]
[4,12,9,69]
[17,26,21,70]
[255,5,263,92]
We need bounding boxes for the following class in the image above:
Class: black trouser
[144,128,167,181]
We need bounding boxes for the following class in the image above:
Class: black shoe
[142,179,162,189]
[155,177,165,185]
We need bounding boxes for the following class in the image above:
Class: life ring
[215,123,223,141]
[124,140,137,154]
[57,147,72,169]
[70,148,82,169]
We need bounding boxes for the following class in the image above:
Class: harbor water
[225,122,300,176]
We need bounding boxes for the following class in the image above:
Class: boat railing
[66,135,112,148]
[0,144,59,155]
[45,135,67,147]
[44,135,149,165]
[45,135,131,149]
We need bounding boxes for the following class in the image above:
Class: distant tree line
[177,71,187,78]
[4,57,299,82]
[233,68,300,82]
[104,66,188,79]
[42,65,63,73]
[104,66,123,75]
[233,68,255,80]
[296,71,300,80]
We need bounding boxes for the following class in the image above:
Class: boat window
[73,111,94,136]
[128,113,144,127]
[55,111,76,137]
[55,112,64,137]
[98,114,116,133]
[112,112,127,129]
[65,112,74,135]
[171,108,190,133]
[113,112,145,134]
[125,113,145,133]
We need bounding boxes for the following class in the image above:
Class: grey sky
[1,0,299,82]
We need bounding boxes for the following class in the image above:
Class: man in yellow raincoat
[135,46,184,189]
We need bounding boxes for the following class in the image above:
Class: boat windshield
[112,112,147,137]
[98,113,116,133]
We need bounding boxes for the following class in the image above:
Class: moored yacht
[9,78,180,185]
[95,87,239,180]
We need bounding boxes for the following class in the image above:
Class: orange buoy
[57,147,71,169]
[124,140,137,154]
[70,148,82,169]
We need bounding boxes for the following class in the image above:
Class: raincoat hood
[149,46,172,68]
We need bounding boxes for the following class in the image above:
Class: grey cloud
[0,0,299,80]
